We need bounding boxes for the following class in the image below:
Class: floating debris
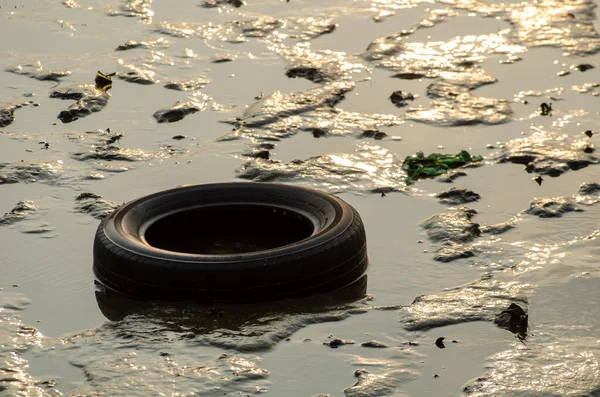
[573,63,594,72]
[494,303,528,337]
[389,90,415,107]
[435,337,445,349]
[94,71,115,91]
[539,102,552,116]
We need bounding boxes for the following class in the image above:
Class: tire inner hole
[144,205,315,254]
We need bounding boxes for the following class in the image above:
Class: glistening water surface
[1,0,600,395]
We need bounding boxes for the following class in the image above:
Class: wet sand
[1,0,600,395]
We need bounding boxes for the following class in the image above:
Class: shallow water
[1,0,600,395]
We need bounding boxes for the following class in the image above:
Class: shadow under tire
[93,182,368,302]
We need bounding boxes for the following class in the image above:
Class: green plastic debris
[402,150,483,185]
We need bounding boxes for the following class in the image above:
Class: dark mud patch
[463,337,600,396]
[421,207,482,262]
[360,130,387,140]
[494,131,598,177]
[361,340,388,348]
[115,38,169,51]
[437,170,467,183]
[286,66,324,83]
[117,64,156,85]
[212,55,236,63]
[237,143,405,192]
[422,207,481,244]
[344,369,411,397]
[164,78,209,91]
[392,72,425,80]
[285,18,336,41]
[232,17,283,39]
[242,150,270,160]
[72,145,154,163]
[0,161,65,185]
[435,188,481,205]
[463,276,600,396]
[406,93,512,126]
[219,83,400,150]
[51,85,109,123]
[0,102,35,128]
[575,182,600,205]
[221,82,350,130]
[71,129,158,166]
[505,0,600,56]
[523,182,600,218]
[74,193,119,220]
[276,46,367,83]
[525,197,582,218]
[202,0,244,8]
[401,275,531,331]
[107,0,153,21]
[220,83,354,134]
[443,0,600,56]
[0,291,40,396]
[6,64,71,82]
[0,105,17,128]
[153,101,202,123]
[363,27,520,126]
[0,201,37,225]
[480,222,515,235]
[364,32,522,81]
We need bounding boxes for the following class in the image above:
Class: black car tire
[93,182,368,302]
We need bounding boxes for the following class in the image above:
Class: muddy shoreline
[1,0,600,395]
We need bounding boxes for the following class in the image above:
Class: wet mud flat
[1,0,600,395]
